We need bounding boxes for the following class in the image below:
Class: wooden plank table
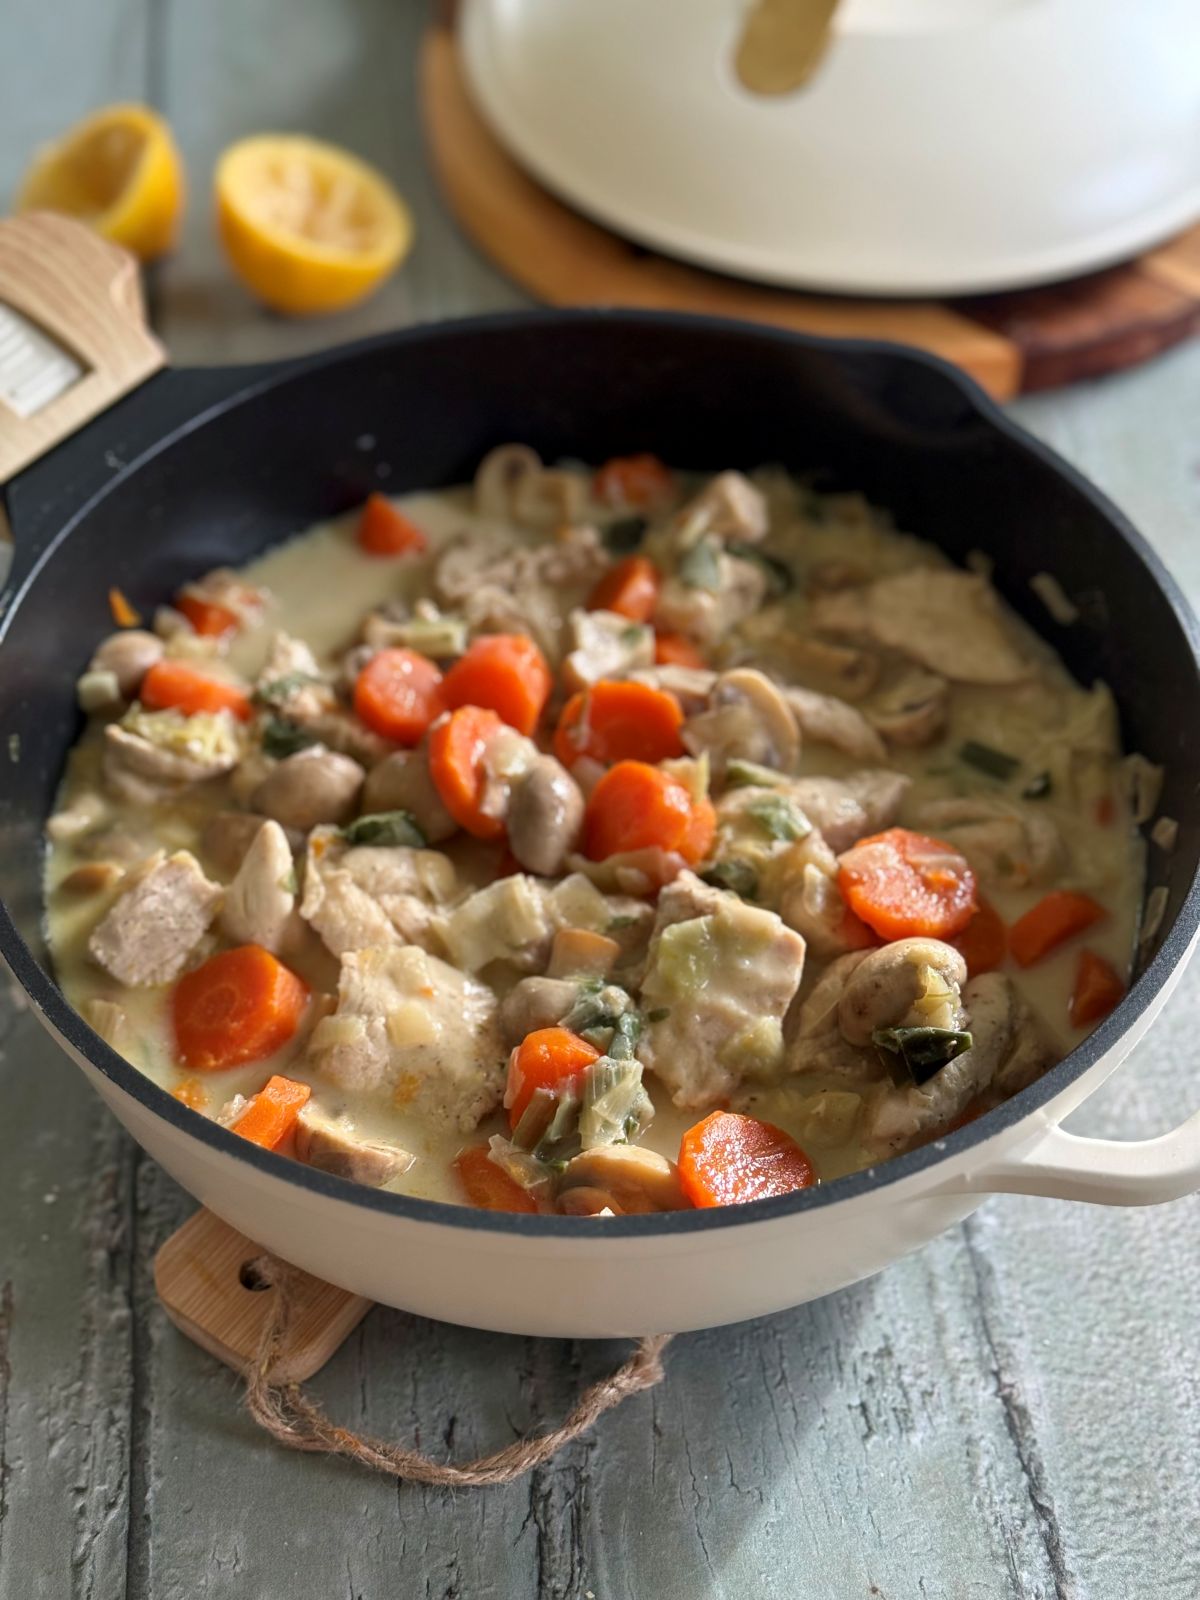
[2,3,1199,1595]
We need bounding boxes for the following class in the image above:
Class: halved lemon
[215,135,412,316]
[16,103,185,262]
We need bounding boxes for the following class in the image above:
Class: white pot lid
[460,0,1200,296]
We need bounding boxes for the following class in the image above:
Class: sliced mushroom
[837,937,967,1046]
[783,685,885,763]
[362,748,457,843]
[561,608,654,693]
[507,756,585,877]
[512,469,588,530]
[88,629,165,697]
[866,668,950,747]
[474,443,542,519]
[683,667,799,777]
[294,1105,414,1187]
[914,797,1063,888]
[779,636,879,701]
[630,663,717,713]
[252,746,365,832]
[498,975,581,1046]
[58,861,125,896]
[557,1145,689,1214]
[677,471,768,544]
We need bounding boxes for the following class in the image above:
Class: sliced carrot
[554,680,685,768]
[357,492,428,557]
[230,1073,312,1150]
[108,586,142,627]
[654,631,706,669]
[173,945,309,1072]
[679,795,716,864]
[171,1076,209,1110]
[678,1111,814,1208]
[175,592,240,638]
[583,759,702,862]
[353,647,444,744]
[454,1144,538,1214]
[1069,948,1126,1027]
[837,827,977,942]
[440,633,552,736]
[588,555,661,623]
[505,1027,601,1129]
[140,658,253,721]
[838,906,880,951]
[953,899,1007,976]
[427,704,507,840]
[1009,890,1107,968]
[592,453,674,510]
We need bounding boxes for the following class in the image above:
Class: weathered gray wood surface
[2,2,1199,1596]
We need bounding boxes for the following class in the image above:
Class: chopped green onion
[701,859,759,898]
[603,515,648,555]
[608,1010,643,1062]
[606,915,637,932]
[340,810,427,849]
[579,1057,654,1150]
[559,984,629,1037]
[1022,771,1052,799]
[727,540,793,597]
[725,758,786,789]
[261,716,317,759]
[959,740,1020,782]
[871,1025,974,1085]
[678,536,722,592]
[746,794,811,842]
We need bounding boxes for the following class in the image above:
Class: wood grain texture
[2,3,1200,1598]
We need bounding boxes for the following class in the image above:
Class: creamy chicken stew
[45,450,1162,1215]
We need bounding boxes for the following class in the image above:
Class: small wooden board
[155,1209,371,1384]
[420,24,1200,402]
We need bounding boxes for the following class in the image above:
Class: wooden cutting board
[419,23,1200,403]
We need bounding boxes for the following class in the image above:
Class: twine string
[241,1254,673,1487]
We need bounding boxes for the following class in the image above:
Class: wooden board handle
[154,1209,372,1384]
[0,212,166,485]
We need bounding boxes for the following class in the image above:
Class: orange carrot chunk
[108,586,141,627]
[454,1144,539,1214]
[1009,890,1107,968]
[440,633,552,736]
[679,1111,815,1208]
[1069,948,1126,1027]
[582,759,710,863]
[953,899,1008,977]
[175,592,240,638]
[837,827,977,942]
[171,1076,209,1111]
[357,493,428,557]
[505,1026,602,1129]
[654,631,706,669]
[554,680,685,768]
[592,453,674,510]
[173,945,309,1072]
[587,555,661,623]
[427,704,508,840]
[230,1073,312,1150]
[353,646,445,744]
[140,658,253,722]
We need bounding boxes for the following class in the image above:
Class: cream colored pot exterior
[36,929,1200,1339]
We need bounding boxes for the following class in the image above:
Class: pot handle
[0,213,165,487]
[953,1109,1200,1206]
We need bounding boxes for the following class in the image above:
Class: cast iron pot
[3,239,1199,1336]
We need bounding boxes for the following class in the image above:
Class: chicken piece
[638,871,807,1106]
[913,797,1063,888]
[565,846,691,898]
[783,686,886,763]
[201,809,302,878]
[219,820,296,954]
[361,748,457,843]
[293,1105,414,1186]
[774,832,866,959]
[507,757,584,877]
[435,875,555,973]
[81,996,139,1061]
[102,715,239,804]
[655,551,768,647]
[811,568,1032,686]
[561,609,654,693]
[865,668,950,748]
[300,827,457,957]
[498,975,582,1046]
[255,631,322,701]
[676,471,768,544]
[786,952,889,1087]
[308,945,503,1131]
[782,770,909,853]
[683,668,799,778]
[88,850,222,986]
[862,973,1033,1153]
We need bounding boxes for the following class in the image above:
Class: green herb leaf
[678,535,722,592]
[340,810,427,849]
[746,794,811,842]
[959,740,1020,782]
[727,540,793,597]
[701,859,759,898]
[261,717,317,759]
[606,915,637,933]
[254,671,320,709]
[871,1025,974,1085]
[608,1010,643,1062]
[725,758,786,790]
[603,515,648,555]
[1022,771,1052,799]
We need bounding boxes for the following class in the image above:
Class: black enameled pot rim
[3,308,1199,1241]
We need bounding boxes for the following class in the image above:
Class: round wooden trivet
[419,23,1200,402]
